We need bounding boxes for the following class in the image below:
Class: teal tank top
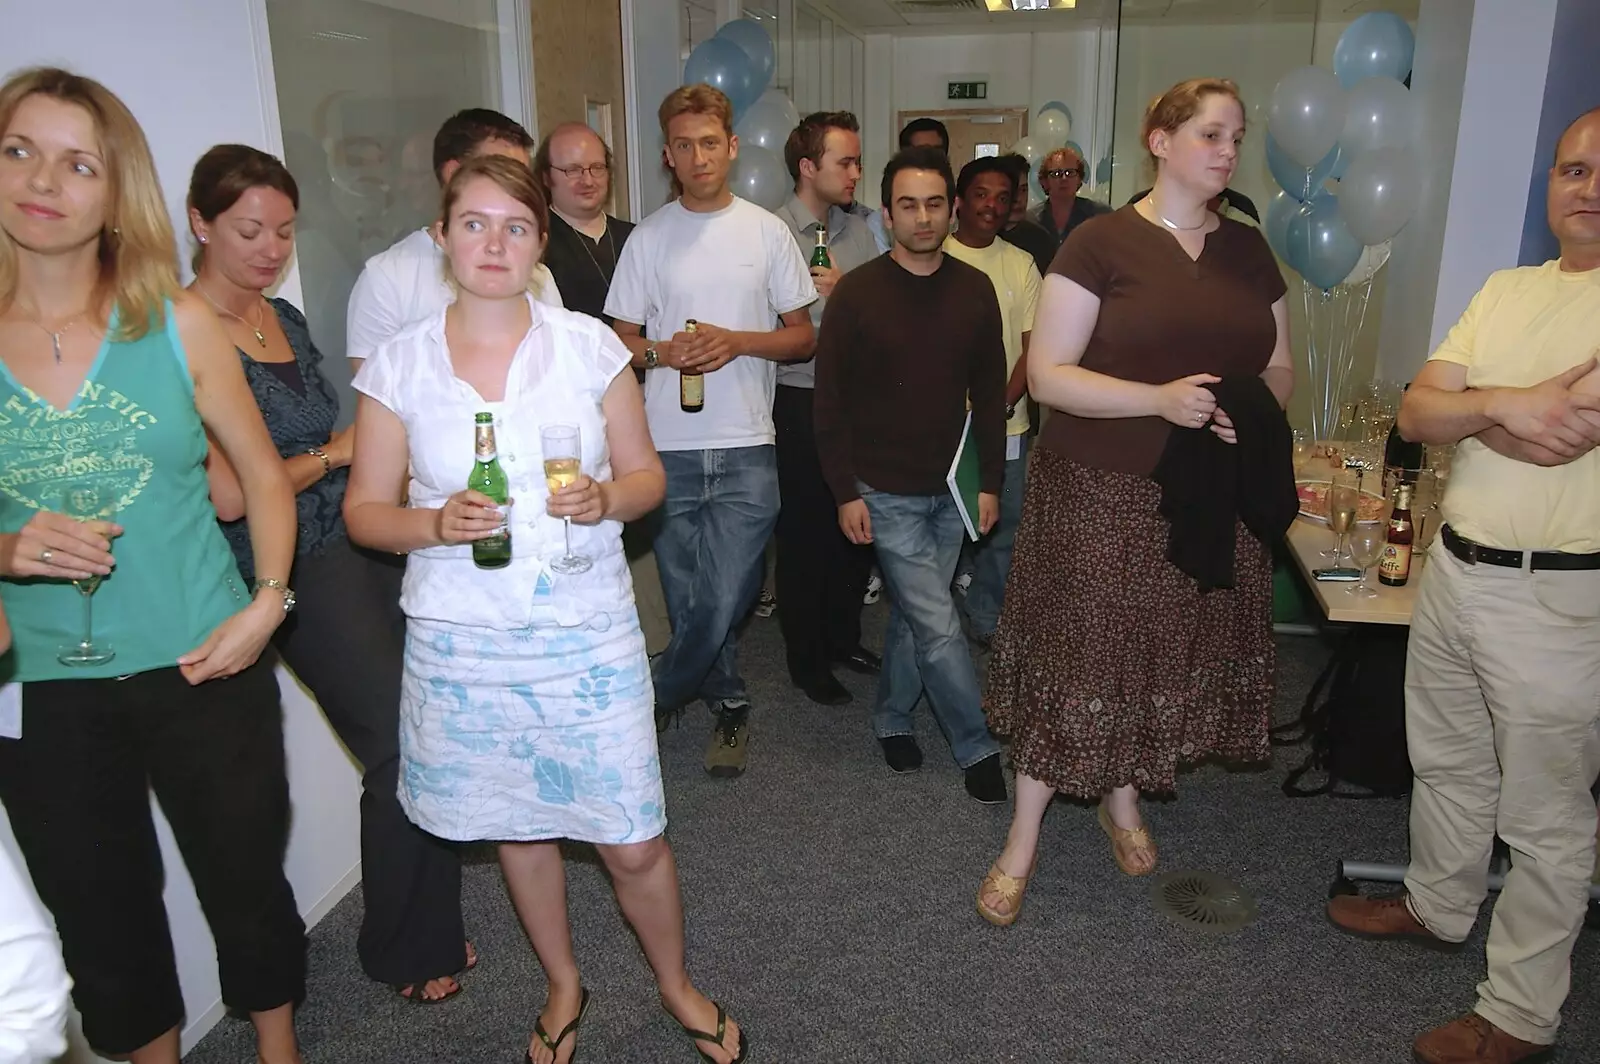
[0,304,249,682]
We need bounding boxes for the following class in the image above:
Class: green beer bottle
[809,228,831,270]
[468,412,511,569]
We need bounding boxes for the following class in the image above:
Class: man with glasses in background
[535,122,634,324]
[1032,145,1107,255]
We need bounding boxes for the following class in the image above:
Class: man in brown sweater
[813,146,1009,802]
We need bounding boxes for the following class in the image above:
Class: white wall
[0,1,363,1059]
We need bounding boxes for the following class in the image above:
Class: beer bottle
[468,412,511,569]
[810,228,832,270]
[679,318,704,414]
[1378,482,1414,587]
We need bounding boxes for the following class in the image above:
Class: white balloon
[1339,147,1420,244]
[1033,109,1070,145]
[1340,77,1415,158]
[734,90,800,153]
[1268,66,1347,169]
[730,145,789,211]
[1341,240,1392,286]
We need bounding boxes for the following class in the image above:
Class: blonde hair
[0,67,178,340]
[658,84,735,140]
[1142,77,1244,167]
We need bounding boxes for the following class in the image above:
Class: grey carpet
[185,607,1599,1064]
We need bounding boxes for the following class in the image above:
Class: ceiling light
[984,0,1076,10]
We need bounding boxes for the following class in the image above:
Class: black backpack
[1273,627,1412,799]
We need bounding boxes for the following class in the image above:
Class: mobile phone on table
[1313,567,1361,582]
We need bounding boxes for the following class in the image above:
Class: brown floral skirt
[985,448,1275,798]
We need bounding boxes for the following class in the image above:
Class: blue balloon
[716,19,775,96]
[1266,134,1340,201]
[1264,190,1301,264]
[1333,12,1416,88]
[1284,192,1364,291]
[684,37,758,114]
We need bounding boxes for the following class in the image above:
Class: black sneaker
[964,753,1007,804]
[705,700,751,778]
[880,735,923,773]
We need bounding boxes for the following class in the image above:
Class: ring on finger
[39,547,53,564]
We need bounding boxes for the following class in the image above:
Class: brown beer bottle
[1379,483,1414,587]
[679,318,704,414]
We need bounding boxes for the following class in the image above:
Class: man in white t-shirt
[605,84,816,780]
[942,156,1041,646]
[346,109,562,370]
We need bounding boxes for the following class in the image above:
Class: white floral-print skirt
[398,612,666,845]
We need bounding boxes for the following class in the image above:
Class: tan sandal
[976,857,1037,926]
[1098,804,1157,876]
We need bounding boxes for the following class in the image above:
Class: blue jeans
[860,485,999,769]
[964,436,1030,638]
[651,447,780,710]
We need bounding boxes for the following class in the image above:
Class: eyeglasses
[1042,168,1083,181]
[552,163,610,179]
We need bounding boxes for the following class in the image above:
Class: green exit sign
[947,81,988,100]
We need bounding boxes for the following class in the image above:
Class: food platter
[1295,479,1387,525]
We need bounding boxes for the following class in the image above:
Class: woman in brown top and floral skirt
[976,77,1294,924]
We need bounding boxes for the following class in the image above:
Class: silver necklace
[27,310,90,364]
[197,285,267,347]
[1150,196,1207,232]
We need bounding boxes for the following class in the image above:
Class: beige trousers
[1403,546,1600,1045]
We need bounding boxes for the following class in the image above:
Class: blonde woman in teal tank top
[0,69,304,1063]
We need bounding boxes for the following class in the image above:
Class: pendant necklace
[27,310,90,364]
[197,286,268,347]
[568,214,617,285]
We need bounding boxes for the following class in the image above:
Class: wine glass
[1346,523,1387,598]
[1411,469,1442,558]
[1326,472,1360,563]
[57,484,117,666]
[1291,428,1311,475]
[539,424,592,576]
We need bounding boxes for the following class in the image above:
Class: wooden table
[1283,517,1418,626]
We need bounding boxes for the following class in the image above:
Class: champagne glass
[57,484,117,666]
[540,424,592,576]
[1326,472,1360,563]
[1412,469,1441,557]
[1346,523,1387,598]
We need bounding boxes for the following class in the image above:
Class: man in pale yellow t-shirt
[1328,107,1600,1064]
[944,156,1041,643]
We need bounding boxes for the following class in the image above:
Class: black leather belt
[1441,524,1600,571]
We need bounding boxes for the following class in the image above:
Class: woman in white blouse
[344,156,747,1064]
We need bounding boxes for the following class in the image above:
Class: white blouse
[353,294,635,631]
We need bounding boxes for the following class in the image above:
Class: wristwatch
[643,344,660,369]
[1005,403,1017,419]
[252,578,297,613]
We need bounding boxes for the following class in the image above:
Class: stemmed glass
[57,484,117,666]
[539,424,592,576]
[1325,471,1360,562]
[1291,428,1311,476]
[1411,469,1441,558]
[1346,523,1387,598]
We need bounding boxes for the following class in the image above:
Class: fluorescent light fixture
[984,0,1076,10]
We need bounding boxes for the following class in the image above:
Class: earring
[198,235,208,244]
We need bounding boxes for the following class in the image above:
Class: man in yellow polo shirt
[944,156,1041,645]
[1328,107,1600,1064]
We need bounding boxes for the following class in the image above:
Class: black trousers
[773,384,873,682]
[0,657,305,1056]
[275,537,464,986]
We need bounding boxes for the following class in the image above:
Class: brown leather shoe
[1326,892,1462,951]
[1412,1014,1554,1064]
